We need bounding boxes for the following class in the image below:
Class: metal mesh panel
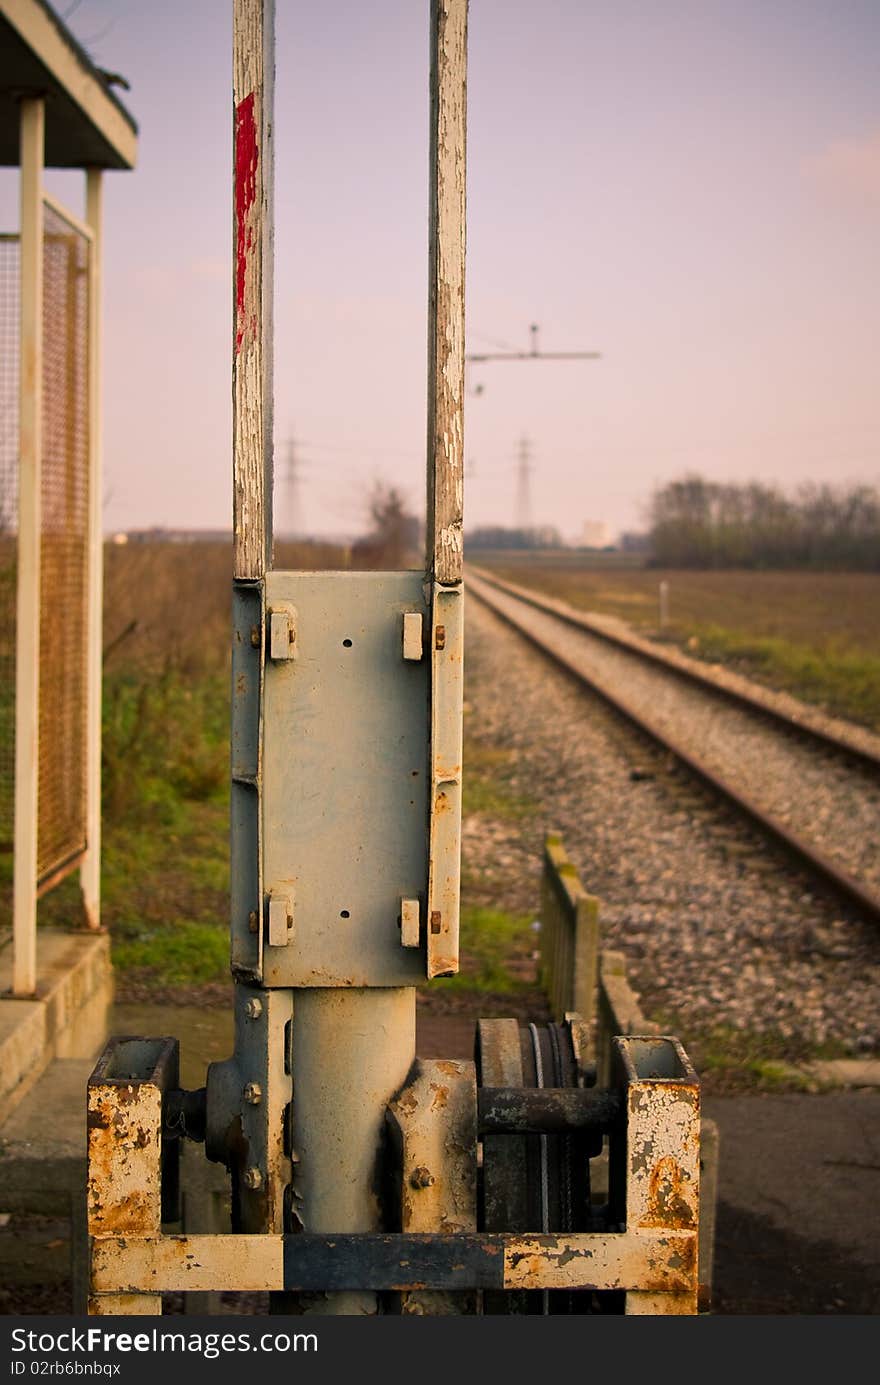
[37,203,90,883]
[0,236,19,920]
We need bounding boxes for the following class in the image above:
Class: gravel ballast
[461,591,879,1055]
[467,573,880,893]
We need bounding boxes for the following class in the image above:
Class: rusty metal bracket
[427,582,463,978]
[87,1037,179,1316]
[386,1057,477,1313]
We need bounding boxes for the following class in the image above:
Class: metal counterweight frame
[87,1033,700,1314]
[86,0,702,1316]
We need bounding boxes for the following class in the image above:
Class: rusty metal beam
[12,95,44,997]
[477,1086,620,1135]
[90,1229,696,1296]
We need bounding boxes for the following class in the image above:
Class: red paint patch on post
[235,92,259,353]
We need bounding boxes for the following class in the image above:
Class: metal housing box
[262,571,431,987]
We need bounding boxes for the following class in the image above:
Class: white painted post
[233,0,275,581]
[12,99,45,997]
[80,169,103,929]
[659,579,669,631]
[425,0,467,982]
[426,0,467,587]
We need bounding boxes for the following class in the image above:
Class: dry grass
[102,538,351,676]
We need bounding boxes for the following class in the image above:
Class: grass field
[473,550,880,731]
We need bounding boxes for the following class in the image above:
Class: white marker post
[659,579,669,632]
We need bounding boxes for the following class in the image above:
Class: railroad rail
[466,567,880,927]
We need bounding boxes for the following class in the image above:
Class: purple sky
[3,0,879,543]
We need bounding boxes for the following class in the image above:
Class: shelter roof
[0,0,137,170]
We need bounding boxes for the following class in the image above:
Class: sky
[3,0,879,543]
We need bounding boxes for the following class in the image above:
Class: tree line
[648,475,880,569]
[466,524,564,550]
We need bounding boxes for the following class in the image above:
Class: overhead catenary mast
[466,321,601,365]
[514,434,534,530]
[278,432,306,538]
[467,325,601,533]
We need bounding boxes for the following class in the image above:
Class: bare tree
[351,481,421,569]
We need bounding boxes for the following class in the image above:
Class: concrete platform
[0,1057,91,1212]
[0,929,113,1312]
[704,1089,880,1313]
[0,929,113,1115]
[0,1057,92,1311]
[0,1055,229,1313]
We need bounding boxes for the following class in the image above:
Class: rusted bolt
[430,911,442,935]
[245,998,263,1020]
[434,625,446,651]
[243,1082,263,1105]
[410,1166,435,1190]
[242,1167,263,1190]
[250,625,260,648]
[248,910,259,934]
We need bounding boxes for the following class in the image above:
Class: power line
[469,330,520,353]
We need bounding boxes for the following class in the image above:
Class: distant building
[580,519,612,549]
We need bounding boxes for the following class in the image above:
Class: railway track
[466,567,880,927]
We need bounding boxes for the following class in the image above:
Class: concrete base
[0,1057,231,1314]
[0,1057,91,1213]
[0,930,113,1313]
[0,1057,92,1311]
[0,929,113,1115]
